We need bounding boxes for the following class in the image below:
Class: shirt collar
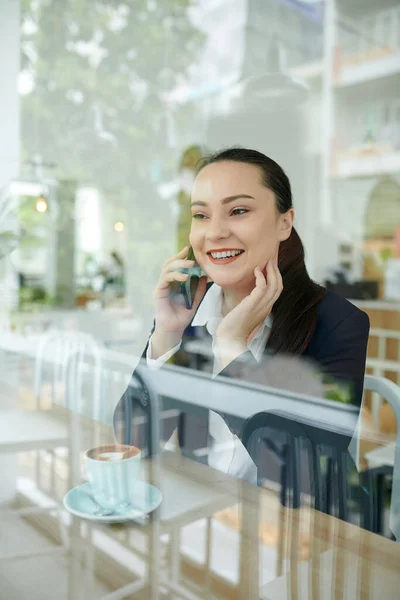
[192,283,223,327]
[192,283,273,331]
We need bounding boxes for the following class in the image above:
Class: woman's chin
[209,272,249,289]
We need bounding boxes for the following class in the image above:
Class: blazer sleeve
[113,319,179,448]
[217,349,259,380]
[314,309,370,406]
[140,320,156,359]
[217,309,370,407]
[114,320,209,454]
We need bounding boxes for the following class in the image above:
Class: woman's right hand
[152,246,208,338]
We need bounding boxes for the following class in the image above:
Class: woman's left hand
[216,256,283,351]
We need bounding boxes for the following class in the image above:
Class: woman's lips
[207,252,244,265]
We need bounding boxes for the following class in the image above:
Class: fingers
[266,259,283,297]
[243,268,265,308]
[158,270,189,290]
[247,266,265,300]
[249,260,282,309]
[164,259,195,273]
[265,259,277,293]
[271,256,283,298]
[164,246,190,267]
[255,265,267,288]
[156,247,194,295]
[177,245,189,257]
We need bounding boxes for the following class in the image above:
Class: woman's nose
[205,216,230,241]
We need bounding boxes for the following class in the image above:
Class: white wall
[0,1,20,190]
[0,0,20,322]
[0,0,20,505]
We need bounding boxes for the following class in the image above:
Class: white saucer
[63,481,162,523]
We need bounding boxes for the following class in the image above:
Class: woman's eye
[231,208,248,216]
[192,213,207,220]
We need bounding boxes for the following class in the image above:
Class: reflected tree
[20,0,205,293]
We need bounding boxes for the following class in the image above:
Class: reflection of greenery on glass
[20,0,206,283]
[380,247,392,263]
[309,369,353,403]
[19,286,55,312]
[177,145,204,252]
[0,231,21,259]
[18,195,47,250]
[323,377,353,404]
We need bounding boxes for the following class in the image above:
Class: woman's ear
[278,209,294,242]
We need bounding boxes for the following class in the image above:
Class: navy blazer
[301,290,370,406]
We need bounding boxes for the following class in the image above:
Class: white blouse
[147,283,273,484]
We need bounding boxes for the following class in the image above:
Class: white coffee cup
[84,444,141,511]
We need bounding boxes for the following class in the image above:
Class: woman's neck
[221,286,253,316]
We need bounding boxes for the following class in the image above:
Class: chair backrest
[361,374,400,541]
[34,329,102,409]
[112,356,161,458]
[242,410,370,527]
[363,375,400,423]
[65,350,162,459]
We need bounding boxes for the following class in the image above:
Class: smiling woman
[115,147,370,483]
[189,149,324,358]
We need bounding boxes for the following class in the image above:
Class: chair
[241,407,377,593]
[242,375,400,541]
[0,330,101,560]
[356,375,400,540]
[34,331,102,488]
[242,410,367,521]
[245,377,400,598]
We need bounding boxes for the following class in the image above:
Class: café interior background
[1,1,400,598]
[1,0,399,350]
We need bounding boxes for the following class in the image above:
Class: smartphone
[171,246,206,309]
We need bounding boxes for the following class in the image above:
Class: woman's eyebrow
[191,194,255,207]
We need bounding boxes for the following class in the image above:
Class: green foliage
[20,0,206,293]
[177,145,204,251]
[17,196,48,250]
[380,247,392,263]
[19,286,56,312]
[20,0,205,216]
[323,380,353,404]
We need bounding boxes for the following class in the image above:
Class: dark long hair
[196,147,326,356]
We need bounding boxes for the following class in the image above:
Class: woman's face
[189,161,294,290]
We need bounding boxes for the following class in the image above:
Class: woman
[116,147,370,481]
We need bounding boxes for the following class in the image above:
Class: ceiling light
[36,196,48,213]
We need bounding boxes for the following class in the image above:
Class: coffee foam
[86,444,140,462]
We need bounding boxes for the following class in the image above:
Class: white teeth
[210,250,243,259]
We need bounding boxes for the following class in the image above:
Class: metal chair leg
[361,470,374,532]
